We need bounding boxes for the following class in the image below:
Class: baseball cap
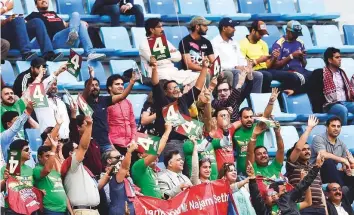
[30,57,47,68]
[251,20,269,36]
[286,20,303,36]
[190,16,212,27]
[218,17,240,29]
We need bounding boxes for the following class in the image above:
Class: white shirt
[211,34,247,70]
[34,96,70,139]
[333,70,347,102]
[334,202,349,215]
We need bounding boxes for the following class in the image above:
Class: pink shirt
[107,99,137,148]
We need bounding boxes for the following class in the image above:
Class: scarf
[323,67,354,107]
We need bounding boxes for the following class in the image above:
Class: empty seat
[341,58,354,79]
[297,0,340,20]
[305,58,325,71]
[281,93,329,121]
[300,125,326,144]
[313,25,354,53]
[343,25,354,45]
[47,61,83,90]
[178,0,222,21]
[207,0,251,20]
[203,26,219,41]
[127,94,149,122]
[236,0,281,20]
[267,0,312,20]
[148,0,190,21]
[56,0,85,14]
[100,27,139,56]
[1,61,16,86]
[262,25,281,48]
[25,129,43,152]
[16,61,31,74]
[13,0,25,14]
[233,26,250,42]
[79,61,106,88]
[339,126,354,152]
[278,126,299,151]
[131,27,147,49]
[250,93,297,122]
[163,26,189,48]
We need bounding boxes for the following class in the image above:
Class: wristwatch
[289,54,294,59]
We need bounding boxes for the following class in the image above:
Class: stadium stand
[206,0,251,20]
[236,0,281,20]
[344,25,354,45]
[1,61,16,86]
[296,0,340,20]
[267,0,313,20]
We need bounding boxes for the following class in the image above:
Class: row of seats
[12,0,339,22]
[7,24,354,59]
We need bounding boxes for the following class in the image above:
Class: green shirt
[1,99,26,135]
[1,164,33,208]
[271,203,300,214]
[233,124,264,174]
[183,139,221,181]
[33,164,67,212]
[253,159,282,180]
[131,159,162,198]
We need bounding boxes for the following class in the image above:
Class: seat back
[236,0,267,13]
[207,0,237,15]
[233,26,250,42]
[279,126,299,151]
[100,27,133,49]
[297,0,326,13]
[281,93,313,114]
[301,125,326,144]
[305,58,325,71]
[163,26,189,48]
[339,126,354,150]
[343,25,354,45]
[262,25,280,48]
[25,129,43,152]
[178,0,207,15]
[110,60,137,76]
[13,0,25,14]
[267,0,297,13]
[282,25,314,48]
[56,0,85,14]
[203,26,219,41]
[79,61,106,85]
[341,58,354,79]
[1,61,16,86]
[127,94,148,122]
[312,25,343,47]
[131,27,147,48]
[250,93,283,115]
[16,61,31,74]
[148,0,176,15]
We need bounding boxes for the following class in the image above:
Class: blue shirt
[109,177,135,215]
[272,36,305,71]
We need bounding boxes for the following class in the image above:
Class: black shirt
[152,83,201,140]
[178,35,214,70]
[137,101,158,136]
[25,11,66,40]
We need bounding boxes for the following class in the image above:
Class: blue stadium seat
[262,25,280,48]
[127,94,149,122]
[203,26,219,41]
[281,93,329,121]
[300,125,326,144]
[99,27,138,56]
[56,0,85,14]
[312,25,354,53]
[206,0,251,20]
[305,58,325,71]
[297,0,340,20]
[343,25,354,45]
[79,61,106,88]
[1,61,16,86]
[16,61,31,74]
[267,0,312,20]
[47,61,84,90]
[339,126,354,153]
[341,58,354,79]
[147,0,191,22]
[25,129,43,152]
[250,93,297,122]
[163,26,189,48]
[236,0,281,20]
[13,0,25,14]
[263,129,277,156]
[279,126,299,151]
[178,0,222,21]
[232,26,249,42]
[131,27,147,49]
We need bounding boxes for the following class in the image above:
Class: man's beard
[198,29,207,36]
[38,6,49,11]
[2,99,14,106]
[91,90,100,98]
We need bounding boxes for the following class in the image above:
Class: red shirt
[212,126,237,171]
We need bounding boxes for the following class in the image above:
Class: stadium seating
[339,126,354,153]
[99,27,138,56]
[267,0,312,20]
[56,0,85,14]
[1,61,16,86]
[79,61,106,88]
[265,126,299,157]
[343,25,354,45]
[262,25,281,48]
[206,0,251,20]
[341,58,354,79]
[263,129,276,156]
[300,125,326,144]
[204,26,219,41]
[131,27,147,49]
[25,129,43,152]
[178,0,221,21]
[250,93,297,122]
[233,26,250,43]
[127,94,149,122]
[13,0,25,14]
[296,0,340,20]
[305,58,325,71]
[163,26,189,48]
[236,0,281,20]
[16,61,32,74]
[148,0,191,22]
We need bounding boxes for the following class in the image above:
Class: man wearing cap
[179,16,215,87]
[271,20,312,90]
[240,20,279,93]
[211,17,263,93]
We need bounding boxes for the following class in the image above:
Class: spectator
[61,116,110,215]
[218,163,256,215]
[271,20,312,91]
[106,74,137,154]
[1,38,9,63]
[310,116,354,186]
[139,18,199,86]
[0,140,36,214]
[233,89,278,175]
[82,67,137,153]
[91,0,144,27]
[137,92,158,136]
[322,47,354,125]
[179,16,214,87]
[25,0,105,61]
[157,150,193,199]
[247,154,324,215]
[286,116,327,215]
[211,17,263,92]
[326,183,354,215]
[246,121,284,180]
[239,20,277,93]
[131,123,171,198]
[150,55,208,158]
[1,102,36,167]
[34,138,72,215]
[1,0,64,61]
[211,71,252,122]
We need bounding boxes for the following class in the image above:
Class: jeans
[26,18,54,55]
[326,102,354,125]
[227,69,263,93]
[1,39,10,62]
[1,17,31,54]
[268,68,312,90]
[52,12,94,55]
[320,159,354,186]
[300,207,326,215]
[43,208,66,215]
[93,4,144,27]
[255,70,273,93]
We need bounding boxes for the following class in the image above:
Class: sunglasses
[267,190,278,196]
[330,187,342,192]
[23,148,30,152]
[111,155,124,160]
[217,88,229,93]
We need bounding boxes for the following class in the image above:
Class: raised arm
[112,73,136,104]
[263,88,279,118]
[274,122,285,164]
[289,116,318,163]
[299,170,313,210]
[199,88,212,132]
[246,123,267,165]
[43,110,64,146]
[75,116,93,163]
[69,102,80,144]
[190,137,200,185]
[194,58,210,91]
[82,66,94,100]
[150,56,159,86]
[116,143,138,183]
[39,134,58,178]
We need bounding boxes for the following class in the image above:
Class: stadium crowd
[1,0,354,215]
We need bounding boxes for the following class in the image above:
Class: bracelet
[290,54,294,60]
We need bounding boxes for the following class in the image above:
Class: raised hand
[149,56,158,69]
[300,169,308,180]
[54,110,64,125]
[315,152,325,168]
[70,102,78,118]
[209,77,218,91]
[246,161,255,178]
[127,142,138,153]
[307,115,319,130]
[253,122,267,136]
[47,134,58,148]
[88,66,94,78]
[202,57,210,68]
[56,63,68,75]
[269,88,280,103]
[164,122,173,133]
[25,101,35,115]
[273,121,281,133]
[84,116,93,125]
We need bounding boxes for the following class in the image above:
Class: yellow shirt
[239,38,269,70]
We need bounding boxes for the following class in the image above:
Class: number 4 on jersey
[67,49,83,77]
